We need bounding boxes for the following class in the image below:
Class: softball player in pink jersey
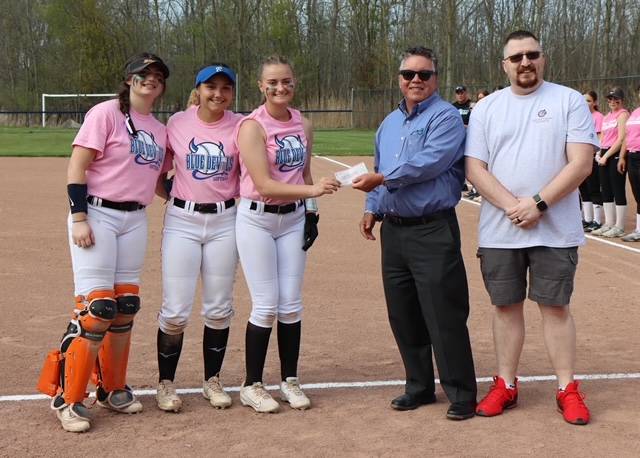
[37,53,170,432]
[154,64,243,412]
[235,55,340,413]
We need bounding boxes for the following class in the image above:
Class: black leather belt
[250,200,302,214]
[384,208,455,226]
[173,197,235,214]
[87,195,145,211]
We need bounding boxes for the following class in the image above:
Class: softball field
[0,156,638,457]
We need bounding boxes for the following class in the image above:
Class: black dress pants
[380,211,477,403]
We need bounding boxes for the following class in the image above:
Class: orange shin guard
[37,350,63,396]
[95,284,140,392]
[61,290,116,404]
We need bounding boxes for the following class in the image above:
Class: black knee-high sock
[245,322,272,385]
[203,325,229,380]
[157,329,184,382]
[277,321,301,380]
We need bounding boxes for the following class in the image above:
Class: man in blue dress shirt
[353,46,477,420]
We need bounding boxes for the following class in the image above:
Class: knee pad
[52,290,116,404]
[277,310,302,324]
[111,284,140,331]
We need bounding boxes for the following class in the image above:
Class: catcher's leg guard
[95,284,140,393]
[59,291,117,405]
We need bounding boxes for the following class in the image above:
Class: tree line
[1,0,639,115]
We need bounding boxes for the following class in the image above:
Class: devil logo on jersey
[186,138,234,181]
[130,130,164,170]
[274,134,306,172]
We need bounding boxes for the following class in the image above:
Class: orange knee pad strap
[93,285,140,393]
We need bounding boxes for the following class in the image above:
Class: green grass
[0,126,375,157]
[0,127,76,156]
[313,129,375,156]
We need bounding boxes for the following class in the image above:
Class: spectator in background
[452,85,472,126]
[590,87,629,238]
[452,85,477,198]
[619,85,640,241]
[580,90,605,232]
[471,90,490,109]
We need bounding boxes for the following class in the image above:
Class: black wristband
[67,183,88,214]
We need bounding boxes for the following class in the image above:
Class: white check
[335,162,369,186]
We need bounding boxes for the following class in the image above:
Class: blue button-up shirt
[365,92,466,217]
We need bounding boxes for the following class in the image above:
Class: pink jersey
[625,108,640,153]
[601,109,629,149]
[166,106,243,203]
[238,104,307,204]
[73,99,167,206]
[592,111,604,134]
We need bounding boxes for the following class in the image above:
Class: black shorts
[476,246,578,306]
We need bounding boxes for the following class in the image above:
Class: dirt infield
[1,157,639,457]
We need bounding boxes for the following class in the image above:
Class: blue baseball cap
[195,65,236,87]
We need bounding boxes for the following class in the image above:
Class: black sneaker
[584,221,601,233]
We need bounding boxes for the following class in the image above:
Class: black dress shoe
[446,401,477,420]
[390,392,437,411]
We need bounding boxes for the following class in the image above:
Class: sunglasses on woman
[503,51,542,64]
[399,70,437,81]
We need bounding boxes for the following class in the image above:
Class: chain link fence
[2,76,638,129]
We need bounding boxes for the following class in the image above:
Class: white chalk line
[2,372,639,403]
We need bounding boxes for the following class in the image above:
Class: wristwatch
[533,194,548,212]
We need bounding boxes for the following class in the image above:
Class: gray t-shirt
[465,82,599,248]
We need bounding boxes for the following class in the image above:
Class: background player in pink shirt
[580,90,605,232]
[591,87,630,237]
[235,55,340,413]
[618,85,640,241]
[154,64,243,412]
[37,53,170,432]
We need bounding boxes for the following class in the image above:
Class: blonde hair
[186,88,199,108]
[258,55,293,80]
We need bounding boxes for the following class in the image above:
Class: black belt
[87,196,145,212]
[173,197,235,214]
[384,208,455,226]
[250,200,302,214]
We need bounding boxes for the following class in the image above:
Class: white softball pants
[158,201,238,334]
[68,205,147,296]
[235,198,307,328]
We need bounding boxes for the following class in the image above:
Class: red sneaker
[476,376,518,417]
[557,381,590,425]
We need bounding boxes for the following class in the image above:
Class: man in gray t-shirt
[465,30,598,425]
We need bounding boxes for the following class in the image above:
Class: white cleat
[55,402,91,433]
[203,376,232,409]
[156,380,182,412]
[240,382,280,413]
[280,377,311,410]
